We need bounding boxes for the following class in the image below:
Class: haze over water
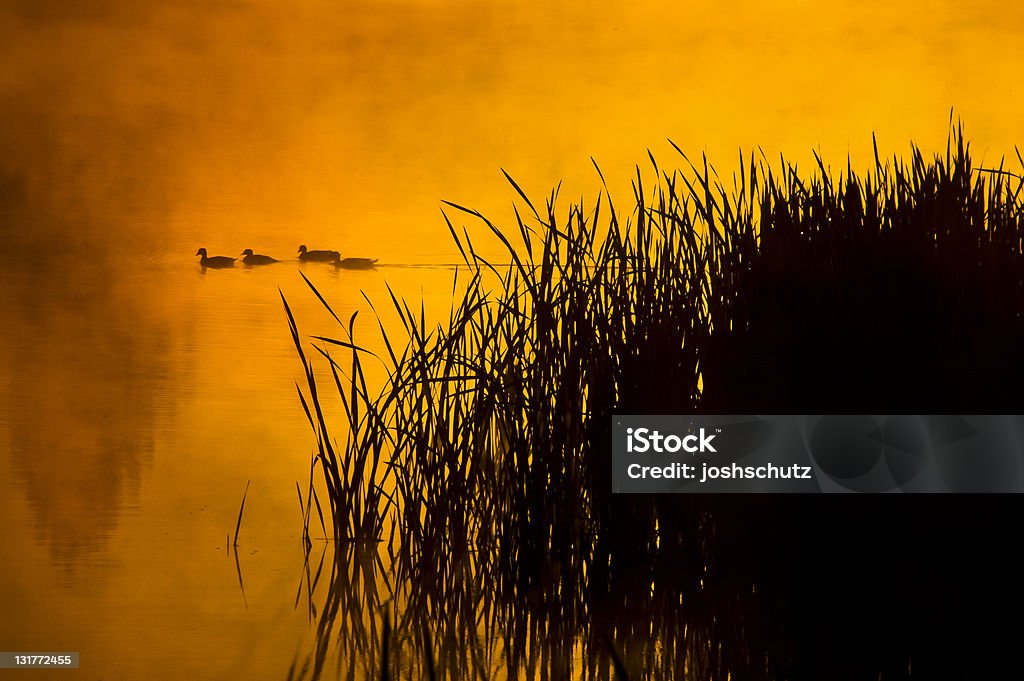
[1,1,1022,678]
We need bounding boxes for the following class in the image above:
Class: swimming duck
[297,244,341,263]
[196,248,236,268]
[334,256,379,270]
[241,249,279,265]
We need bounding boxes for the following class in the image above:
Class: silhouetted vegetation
[284,125,1024,680]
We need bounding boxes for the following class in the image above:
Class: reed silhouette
[284,125,1024,680]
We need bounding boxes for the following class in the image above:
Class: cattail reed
[285,125,1024,680]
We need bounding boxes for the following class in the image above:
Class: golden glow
[3,1,1022,261]
[1,1,1022,679]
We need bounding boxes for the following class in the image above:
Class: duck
[196,248,236,268]
[334,256,379,270]
[297,244,341,263]
[241,249,279,265]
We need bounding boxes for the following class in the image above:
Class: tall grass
[285,125,1024,680]
[284,291,395,545]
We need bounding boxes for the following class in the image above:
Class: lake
[0,239,470,678]
[2,1,1023,678]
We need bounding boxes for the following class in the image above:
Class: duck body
[196,248,236,268]
[335,257,379,270]
[297,244,341,263]
[241,249,279,265]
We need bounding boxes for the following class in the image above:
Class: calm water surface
[3,0,1023,677]
[0,239,461,680]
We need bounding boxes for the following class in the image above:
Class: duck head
[297,245,308,255]
[241,249,254,256]
[196,248,208,257]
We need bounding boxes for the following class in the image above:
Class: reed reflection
[292,529,764,681]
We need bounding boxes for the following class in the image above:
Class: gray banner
[0,653,79,668]
[612,415,1024,493]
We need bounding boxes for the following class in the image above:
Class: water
[3,1,1024,678]
[0,246,461,679]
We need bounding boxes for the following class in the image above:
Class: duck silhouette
[297,244,341,263]
[334,256,379,270]
[196,248,236,268]
[241,249,279,266]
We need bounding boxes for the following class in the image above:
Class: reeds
[285,289,395,545]
[284,124,1024,680]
